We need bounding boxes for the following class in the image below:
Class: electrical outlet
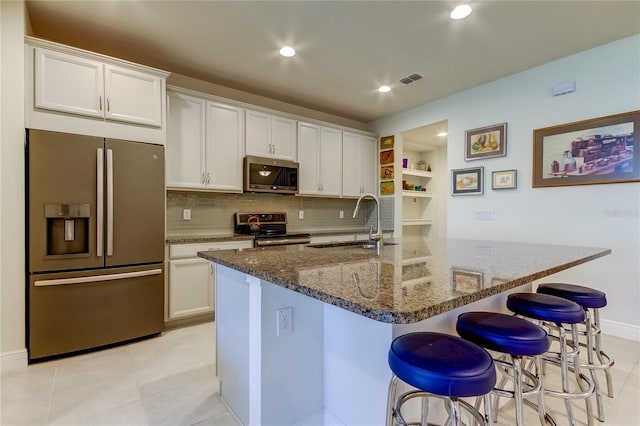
[182,209,191,220]
[298,210,304,220]
[277,307,293,336]
[474,209,494,221]
[339,210,344,219]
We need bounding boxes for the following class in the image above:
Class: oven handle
[255,237,311,247]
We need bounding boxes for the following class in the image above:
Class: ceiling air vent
[400,73,423,85]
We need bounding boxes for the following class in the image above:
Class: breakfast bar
[198,239,610,426]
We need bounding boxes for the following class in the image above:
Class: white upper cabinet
[166,88,244,192]
[245,109,296,161]
[297,122,342,196]
[26,37,168,145]
[206,101,244,192]
[166,91,206,189]
[34,47,163,127]
[342,132,377,197]
[34,48,104,118]
[103,65,163,127]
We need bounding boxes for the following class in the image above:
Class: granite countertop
[198,238,610,324]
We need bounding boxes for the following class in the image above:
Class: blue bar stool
[456,312,554,426]
[537,283,614,422]
[507,292,595,426]
[386,332,496,426]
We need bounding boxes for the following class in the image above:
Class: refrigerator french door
[26,129,165,360]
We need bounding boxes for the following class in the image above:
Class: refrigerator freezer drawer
[28,264,164,360]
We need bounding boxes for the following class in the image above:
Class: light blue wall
[371,35,640,337]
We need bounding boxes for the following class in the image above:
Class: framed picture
[380,135,394,150]
[380,149,394,165]
[492,169,517,190]
[451,268,484,293]
[465,122,507,161]
[452,166,484,195]
[380,165,394,179]
[532,110,640,187]
[380,181,394,195]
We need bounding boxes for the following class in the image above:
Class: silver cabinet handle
[99,96,102,111]
[34,268,162,287]
[106,148,114,256]
[201,172,205,184]
[209,264,214,276]
[96,148,104,257]
[206,173,211,184]
[107,97,110,112]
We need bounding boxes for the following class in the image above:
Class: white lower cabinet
[168,240,252,320]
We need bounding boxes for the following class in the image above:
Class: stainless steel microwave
[243,156,299,194]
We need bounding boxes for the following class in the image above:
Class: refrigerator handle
[107,148,114,256]
[34,268,162,287]
[97,148,104,257]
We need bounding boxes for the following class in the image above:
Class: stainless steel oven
[234,212,310,247]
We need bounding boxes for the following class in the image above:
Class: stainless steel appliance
[234,212,310,247]
[243,156,299,194]
[26,129,165,361]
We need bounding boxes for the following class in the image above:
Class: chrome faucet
[352,193,383,253]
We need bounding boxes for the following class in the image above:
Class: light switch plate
[474,209,494,221]
[183,209,191,220]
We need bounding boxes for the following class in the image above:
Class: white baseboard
[0,348,28,375]
[601,318,640,342]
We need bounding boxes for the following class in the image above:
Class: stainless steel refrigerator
[26,129,165,361]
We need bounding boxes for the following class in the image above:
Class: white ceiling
[26,1,640,124]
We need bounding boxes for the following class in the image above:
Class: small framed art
[452,166,484,195]
[465,122,507,161]
[492,169,517,190]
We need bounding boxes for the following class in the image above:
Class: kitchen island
[198,239,610,426]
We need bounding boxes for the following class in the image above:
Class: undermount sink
[306,241,397,249]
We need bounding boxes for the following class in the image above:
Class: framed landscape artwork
[452,166,484,195]
[465,122,507,161]
[532,110,640,187]
[492,169,517,190]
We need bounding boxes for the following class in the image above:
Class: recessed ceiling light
[450,4,472,20]
[279,46,296,57]
[378,85,391,93]
[437,132,448,137]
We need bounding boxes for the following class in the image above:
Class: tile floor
[1,321,638,426]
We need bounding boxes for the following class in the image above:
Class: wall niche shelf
[402,169,433,179]
[402,190,433,198]
[402,218,434,226]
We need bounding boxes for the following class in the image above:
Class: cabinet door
[205,101,244,192]
[34,47,104,119]
[297,122,321,195]
[245,109,271,157]
[319,127,342,196]
[166,91,207,189]
[104,64,163,127]
[271,116,297,161]
[169,258,214,319]
[342,132,362,197]
[361,136,377,194]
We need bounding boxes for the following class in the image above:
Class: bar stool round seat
[537,283,614,422]
[507,292,585,324]
[537,283,606,309]
[386,332,496,425]
[456,311,552,426]
[507,292,595,426]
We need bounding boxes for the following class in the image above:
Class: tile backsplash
[167,191,393,235]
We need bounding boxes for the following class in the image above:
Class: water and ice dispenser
[45,203,90,256]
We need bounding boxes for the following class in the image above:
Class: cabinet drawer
[169,240,253,259]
